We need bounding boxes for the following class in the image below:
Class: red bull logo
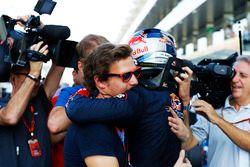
[128,36,146,46]
[132,46,148,57]
[170,93,182,111]
[164,93,183,119]
[128,32,147,46]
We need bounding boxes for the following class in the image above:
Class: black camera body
[0,14,77,65]
[0,0,78,82]
[190,53,237,109]
[154,52,238,109]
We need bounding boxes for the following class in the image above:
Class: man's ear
[77,61,83,71]
[72,70,77,83]
[94,75,107,90]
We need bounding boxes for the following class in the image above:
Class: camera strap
[22,104,42,157]
[221,106,250,124]
[26,49,50,62]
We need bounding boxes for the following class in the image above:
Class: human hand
[16,15,44,28]
[192,99,221,124]
[174,150,192,167]
[168,107,190,142]
[29,41,48,77]
[16,15,31,26]
[174,66,193,105]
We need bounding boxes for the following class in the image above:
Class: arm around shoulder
[48,106,71,134]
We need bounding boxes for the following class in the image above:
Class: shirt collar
[224,95,250,109]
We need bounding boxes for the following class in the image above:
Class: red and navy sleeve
[66,87,143,125]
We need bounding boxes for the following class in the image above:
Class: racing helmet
[128,28,177,89]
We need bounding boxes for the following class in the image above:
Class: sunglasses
[104,66,141,82]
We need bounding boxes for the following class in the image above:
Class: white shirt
[191,96,250,167]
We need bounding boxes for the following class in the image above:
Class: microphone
[31,25,71,41]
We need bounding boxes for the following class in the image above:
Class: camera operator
[0,14,65,166]
[168,55,250,167]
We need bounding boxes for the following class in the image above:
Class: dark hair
[76,34,109,63]
[83,43,132,95]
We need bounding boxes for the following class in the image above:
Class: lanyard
[221,107,250,124]
[22,105,36,139]
[22,104,42,157]
[231,118,250,124]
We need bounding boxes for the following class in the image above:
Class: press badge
[28,139,42,157]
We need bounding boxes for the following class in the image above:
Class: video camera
[0,0,78,82]
[147,52,238,109]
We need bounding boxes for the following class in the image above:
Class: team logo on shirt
[66,88,89,108]
[114,93,127,99]
[170,93,181,110]
[169,93,183,118]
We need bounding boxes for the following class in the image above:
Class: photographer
[0,19,65,165]
[168,55,250,167]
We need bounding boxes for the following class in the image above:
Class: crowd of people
[0,14,249,167]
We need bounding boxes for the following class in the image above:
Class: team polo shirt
[54,84,84,107]
[51,84,83,167]
[64,123,125,167]
[191,95,250,167]
[67,85,182,167]
[63,88,125,167]
[0,86,51,167]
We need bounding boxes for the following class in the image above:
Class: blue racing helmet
[128,28,177,89]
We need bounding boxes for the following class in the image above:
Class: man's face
[231,60,250,101]
[72,69,83,86]
[76,61,84,85]
[100,56,139,97]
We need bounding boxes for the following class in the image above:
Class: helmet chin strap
[139,57,188,91]
[139,59,172,89]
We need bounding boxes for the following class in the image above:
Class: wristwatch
[27,74,39,82]
[183,104,191,111]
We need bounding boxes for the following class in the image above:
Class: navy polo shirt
[67,86,182,167]
[0,86,52,167]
